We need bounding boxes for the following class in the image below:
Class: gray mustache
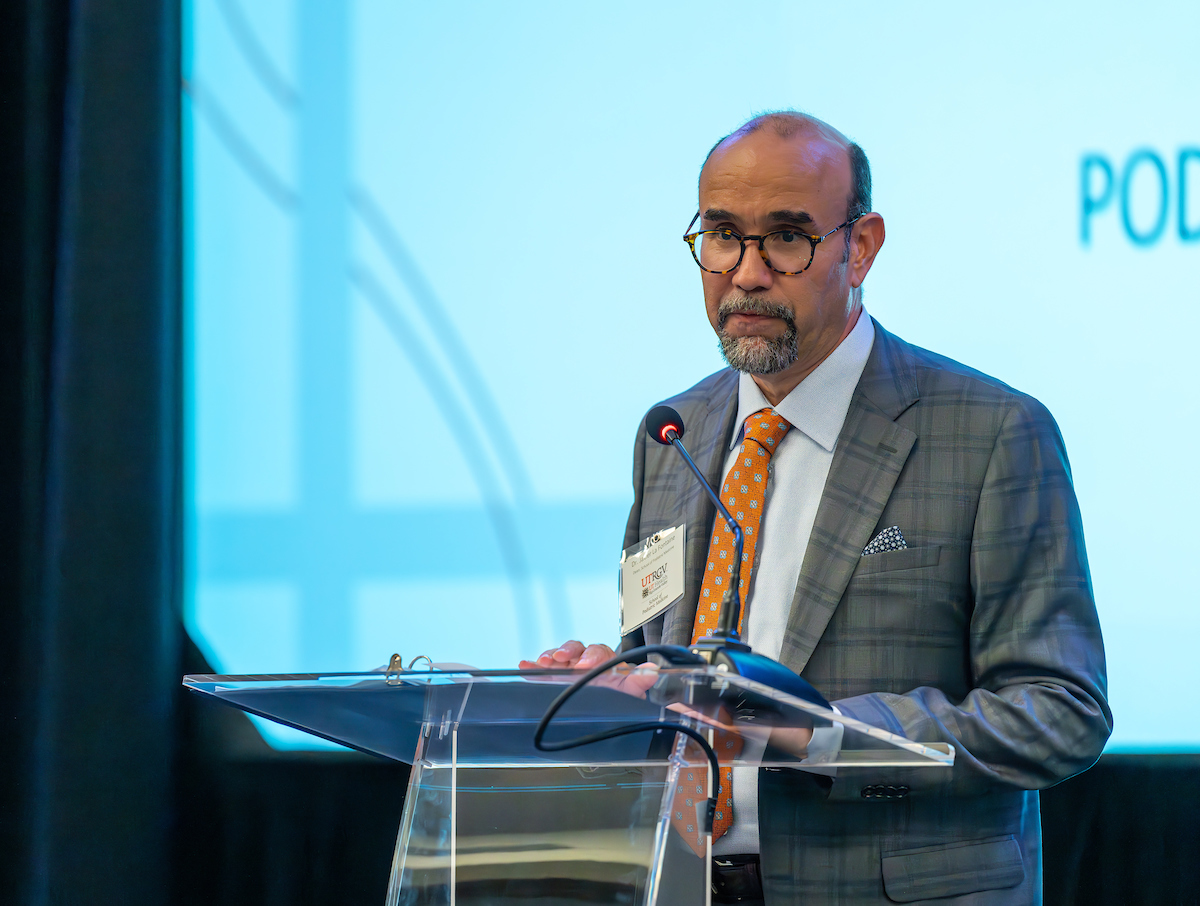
[716,297,796,331]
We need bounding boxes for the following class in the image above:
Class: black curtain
[0,1,181,903]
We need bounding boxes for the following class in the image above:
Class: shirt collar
[731,308,876,453]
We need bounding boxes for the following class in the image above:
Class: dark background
[1,2,1197,904]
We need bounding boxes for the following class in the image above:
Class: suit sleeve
[830,395,1113,796]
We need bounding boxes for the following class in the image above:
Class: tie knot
[743,408,791,457]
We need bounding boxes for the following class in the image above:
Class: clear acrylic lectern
[184,663,953,905]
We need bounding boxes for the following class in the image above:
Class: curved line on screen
[349,190,533,500]
[350,263,541,654]
[186,70,573,646]
[350,188,572,641]
[214,0,299,110]
[183,78,298,210]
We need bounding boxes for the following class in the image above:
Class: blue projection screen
[184,0,1200,750]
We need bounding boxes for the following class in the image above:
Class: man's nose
[731,244,774,292]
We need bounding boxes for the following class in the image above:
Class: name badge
[619,524,686,636]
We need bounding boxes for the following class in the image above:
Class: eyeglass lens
[695,230,813,273]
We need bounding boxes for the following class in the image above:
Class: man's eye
[777,230,798,243]
[717,229,738,240]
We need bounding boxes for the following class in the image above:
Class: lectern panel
[184,666,953,903]
[387,730,707,906]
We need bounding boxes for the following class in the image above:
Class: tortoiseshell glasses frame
[682,211,865,276]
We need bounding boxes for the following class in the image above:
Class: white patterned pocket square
[863,525,907,556]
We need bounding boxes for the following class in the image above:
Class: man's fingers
[551,640,587,663]
[576,644,616,669]
[619,667,660,696]
[532,641,582,668]
[518,640,618,671]
[588,661,658,697]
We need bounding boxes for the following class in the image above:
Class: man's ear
[849,213,885,288]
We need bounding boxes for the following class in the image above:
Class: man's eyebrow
[701,208,817,227]
[702,208,738,223]
[767,209,816,227]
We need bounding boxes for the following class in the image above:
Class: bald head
[702,111,872,220]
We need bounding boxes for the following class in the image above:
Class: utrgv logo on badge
[642,563,668,598]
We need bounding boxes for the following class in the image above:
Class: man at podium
[523,112,1111,904]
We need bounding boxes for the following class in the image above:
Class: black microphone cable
[532,644,722,834]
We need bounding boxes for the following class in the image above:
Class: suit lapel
[661,375,740,647]
[777,323,920,672]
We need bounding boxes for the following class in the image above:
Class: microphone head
[645,405,685,445]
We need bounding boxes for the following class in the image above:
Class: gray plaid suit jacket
[621,320,1111,904]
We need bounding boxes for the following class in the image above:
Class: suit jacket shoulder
[863,319,1056,427]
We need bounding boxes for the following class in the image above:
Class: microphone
[644,405,830,713]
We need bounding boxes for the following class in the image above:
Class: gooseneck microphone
[642,404,831,711]
[645,405,750,656]
[533,403,830,812]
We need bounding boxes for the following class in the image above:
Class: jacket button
[860,784,910,800]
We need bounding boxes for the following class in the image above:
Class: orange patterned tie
[673,408,791,854]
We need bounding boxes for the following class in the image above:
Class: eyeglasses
[682,211,864,275]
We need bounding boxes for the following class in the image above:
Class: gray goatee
[716,296,798,375]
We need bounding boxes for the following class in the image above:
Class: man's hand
[518,640,616,671]
[666,703,814,756]
[519,640,660,698]
[767,725,814,757]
